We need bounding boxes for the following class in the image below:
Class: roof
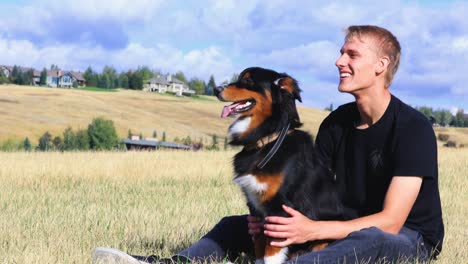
[70,71,85,81]
[148,75,169,85]
[122,138,191,150]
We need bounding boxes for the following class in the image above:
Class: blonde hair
[345,25,401,88]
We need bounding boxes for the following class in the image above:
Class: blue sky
[0,0,467,111]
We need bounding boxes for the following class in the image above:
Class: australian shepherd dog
[214,67,344,264]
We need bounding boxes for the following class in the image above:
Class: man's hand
[247,215,263,241]
[263,205,319,247]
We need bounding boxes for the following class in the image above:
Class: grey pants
[177,215,432,263]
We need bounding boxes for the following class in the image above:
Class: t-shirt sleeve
[393,117,437,178]
[315,115,335,169]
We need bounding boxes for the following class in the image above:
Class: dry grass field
[0,84,328,144]
[0,148,466,263]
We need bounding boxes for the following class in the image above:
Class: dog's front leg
[263,237,288,264]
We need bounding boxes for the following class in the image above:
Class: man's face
[335,36,381,94]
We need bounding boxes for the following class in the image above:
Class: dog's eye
[240,77,254,86]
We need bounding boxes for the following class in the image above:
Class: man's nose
[335,54,346,68]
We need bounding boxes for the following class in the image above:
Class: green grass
[78,86,118,92]
[0,148,466,263]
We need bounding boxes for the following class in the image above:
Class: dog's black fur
[215,67,344,260]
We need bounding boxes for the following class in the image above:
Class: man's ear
[376,56,390,75]
[274,76,302,102]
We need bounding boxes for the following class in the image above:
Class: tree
[52,136,63,150]
[39,68,47,86]
[62,127,77,151]
[118,73,129,89]
[97,74,110,89]
[23,137,32,152]
[10,65,20,84]
[83,66,98,87]
[230,73,239,83]
[416,106,433,119]
[38,131,52,151]
[188,78,206,95]
[152,130,157,138]
[102,66,117,89]
[137,66,154,82]
[88,117,119,150]
[127,71,144,90]
[206,75,216,95]
[175,71,188,84]
[0,70,8,84]
[76,129,90,150]
[162,131,166,141]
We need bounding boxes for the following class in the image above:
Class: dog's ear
[274,76,302,102]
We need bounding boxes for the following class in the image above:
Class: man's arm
[263,176,422,247]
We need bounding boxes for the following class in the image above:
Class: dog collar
[255,123,293,169]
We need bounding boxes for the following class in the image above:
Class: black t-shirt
[315,95,444,255]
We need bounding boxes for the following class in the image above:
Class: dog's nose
[214,85,225,98]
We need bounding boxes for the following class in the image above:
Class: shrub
[88,117,119,150]
[444,141,457,148]
[437,133,450,142]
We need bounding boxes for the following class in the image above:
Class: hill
[0,84,330,144]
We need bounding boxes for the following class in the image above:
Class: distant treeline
[0,116,230,152]
[415,106,468,127]
[0,117,122,152]
[325,104,467,128]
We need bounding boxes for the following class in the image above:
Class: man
[93,25,444,263]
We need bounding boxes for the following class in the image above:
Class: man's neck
[354,89,391,129]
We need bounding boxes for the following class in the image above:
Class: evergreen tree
[230,73,239,83]
[162,131,166,141]
[38,131,52,151]
[23,137,32,152]
[39,68,47,86]
[118,73,129,89]
[153,130,157,138]
[128,129,132,139]
[206,75,216,95]
[83,66,98,87]
[10,65,20,84]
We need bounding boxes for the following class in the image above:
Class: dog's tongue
[221,103,241,118]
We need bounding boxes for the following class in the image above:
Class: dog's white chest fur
[229,117,251,138]
[234,174,267,215]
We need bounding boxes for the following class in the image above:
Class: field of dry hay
[0,84,328,144]
[0,148,466,263]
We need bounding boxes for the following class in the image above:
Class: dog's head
[215,67,302,145]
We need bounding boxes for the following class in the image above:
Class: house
[0,65,40,84]
[46,70,85,88]
[1,65,86,87]
[144,74,195,96]
[122,138,191,151]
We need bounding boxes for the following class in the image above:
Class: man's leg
[176,215,254,262]
[92,215,253,263]
[287,227,430,264]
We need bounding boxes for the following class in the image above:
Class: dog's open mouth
[221,99,256,118]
